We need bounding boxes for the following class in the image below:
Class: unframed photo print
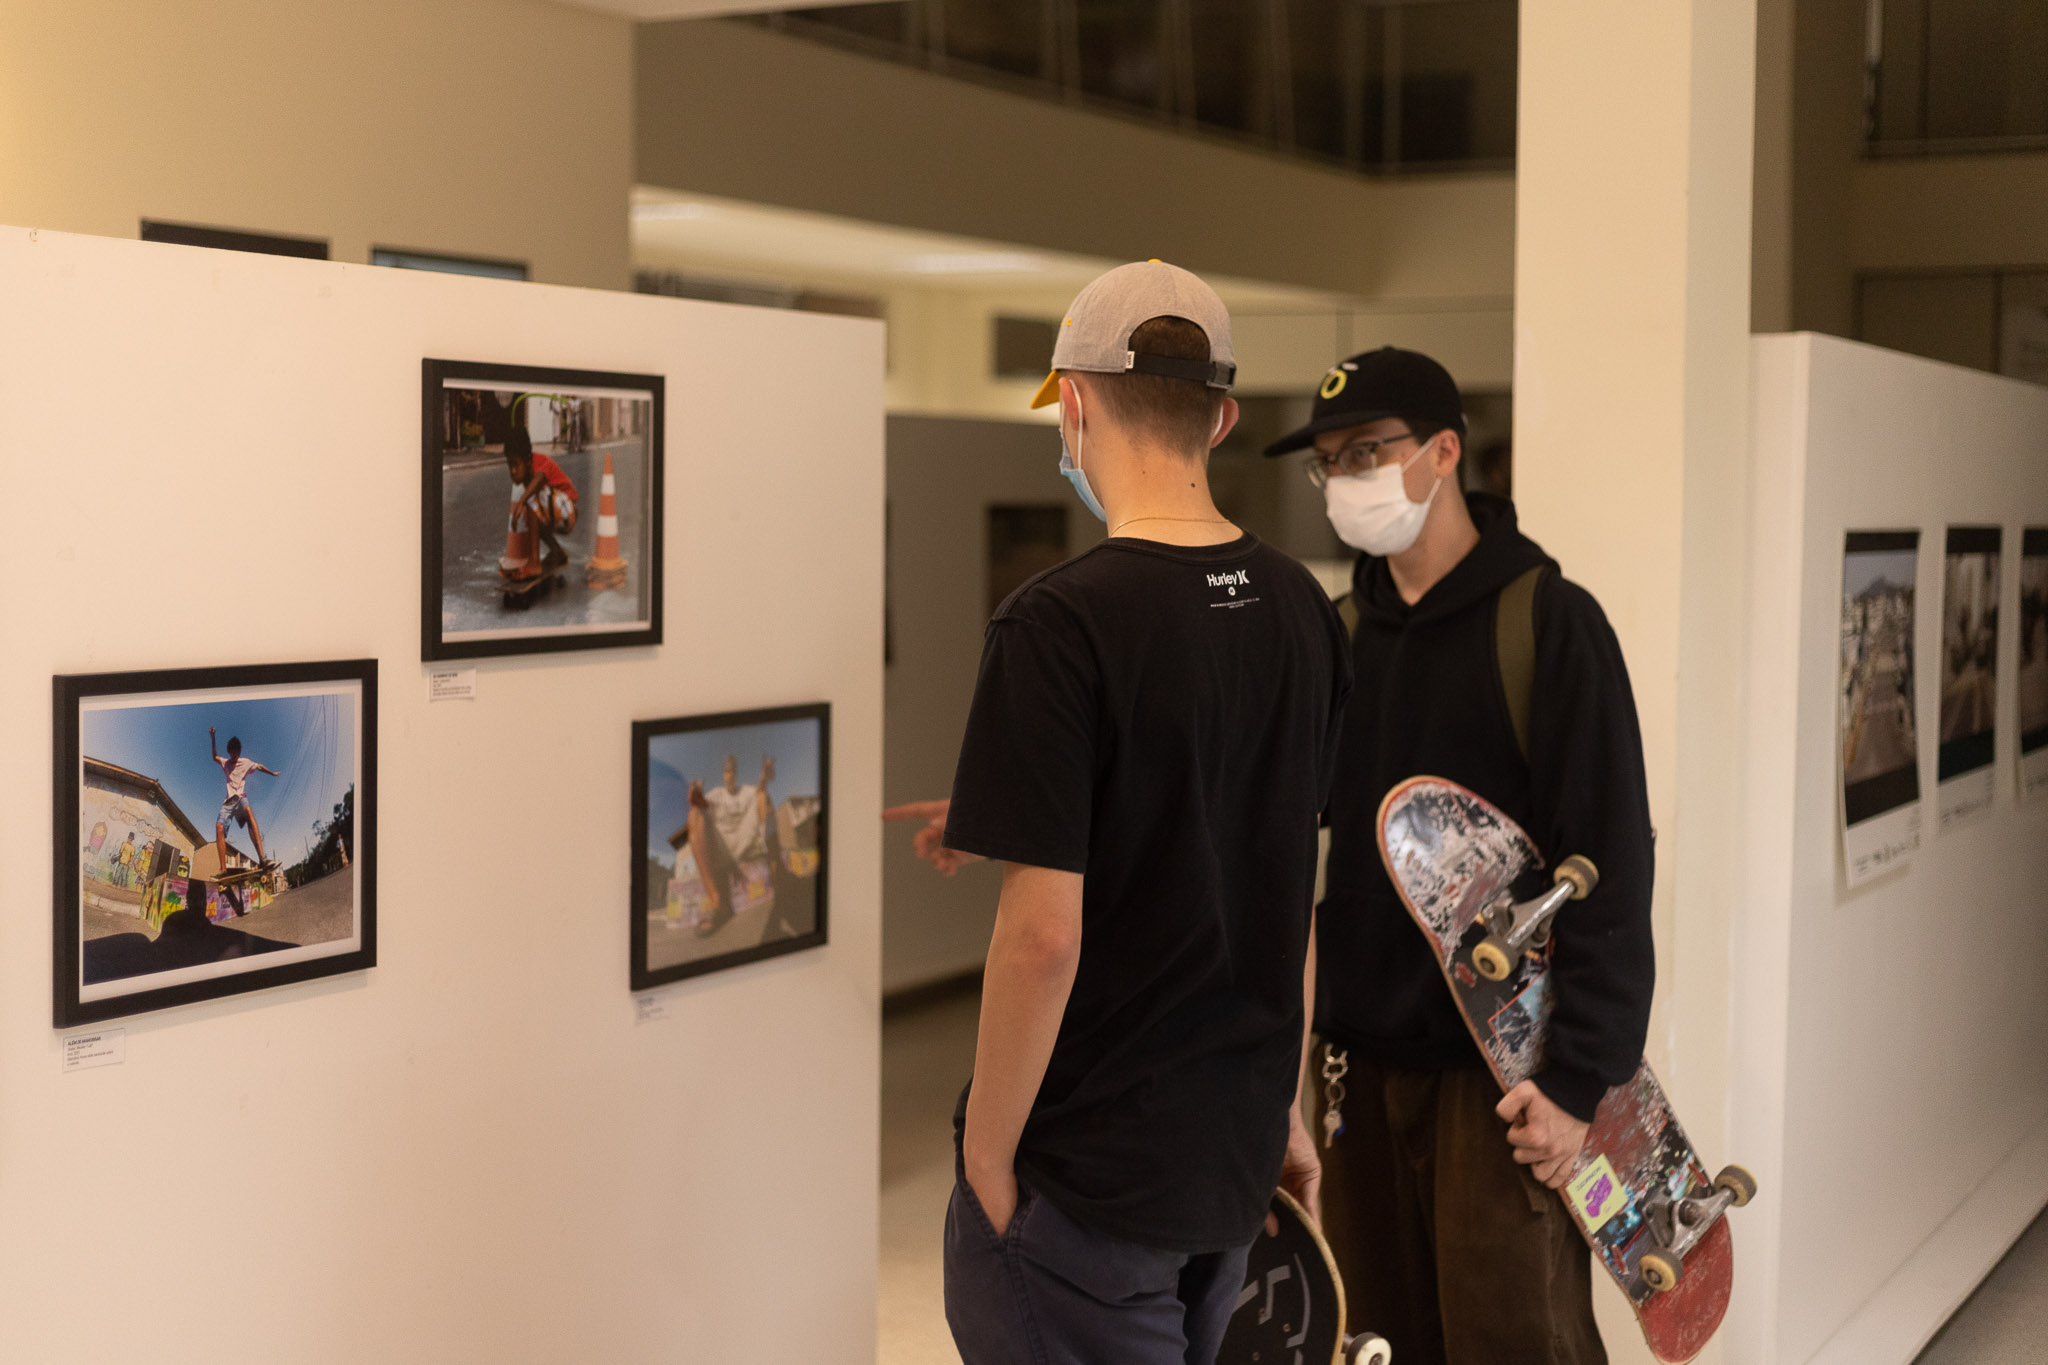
[1839,531,1921,886]
[2020,528,2048,801]
[55,661,377,1026]
[1936,526,2000,828]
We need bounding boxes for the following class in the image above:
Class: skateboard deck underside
[1219,1192,1346,1365]
[1377,776,1732,1364]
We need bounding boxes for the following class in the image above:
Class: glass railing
[1866,0,2048,153]
[745,0,1518,175]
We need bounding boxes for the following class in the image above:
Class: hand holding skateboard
[1377,776,1757,1363]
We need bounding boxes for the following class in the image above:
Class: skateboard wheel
[1471,939,1514,982]
[1713,1164,1758,1208]
[1639,1251,1682,1293]
[1346,1333,1392,1365]
[1555,855,1600,898]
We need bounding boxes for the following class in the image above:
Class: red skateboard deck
[1376,776,1749,1364]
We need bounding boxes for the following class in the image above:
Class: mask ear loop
[1072,383,1085,476]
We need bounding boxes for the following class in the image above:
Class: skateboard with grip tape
[1376,776,1756,1364]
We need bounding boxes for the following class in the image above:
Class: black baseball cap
[1262,346,1466,458]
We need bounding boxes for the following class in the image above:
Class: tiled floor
[878,986,979,1365]
[1914,1207,2048,1364]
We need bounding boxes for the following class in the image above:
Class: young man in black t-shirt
[927,261,1351,1365]
[1265,347,1656,1365]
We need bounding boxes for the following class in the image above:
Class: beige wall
[1851,151,2048,272]
[1786,0,2048,341]
[0,0,632,289]
[635,18,1515,305]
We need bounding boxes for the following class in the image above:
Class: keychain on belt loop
[1320,1044,1350,1149]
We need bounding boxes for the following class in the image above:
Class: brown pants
[1311,1047,1606,1365]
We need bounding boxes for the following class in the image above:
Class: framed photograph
[422,359,663,661]
[631,704,830,990]
[55,660,376,1026]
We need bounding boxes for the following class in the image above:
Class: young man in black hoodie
[1263,347,1655,1365]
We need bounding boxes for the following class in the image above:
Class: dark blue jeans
[943,1162,1254,1365]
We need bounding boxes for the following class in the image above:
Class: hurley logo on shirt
[1206,569,1258,608]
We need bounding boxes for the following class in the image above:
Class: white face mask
[1057,385,1107,522]
[1322,440,1441,555]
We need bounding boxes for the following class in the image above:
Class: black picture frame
[421,359,665,661]
[630,703,831,991]
[54,659,378,1027]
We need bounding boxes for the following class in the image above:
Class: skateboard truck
[1471,854,1599,981]
[1637,1166,1759,1293]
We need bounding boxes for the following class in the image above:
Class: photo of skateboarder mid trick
[686,753,776,936]
[503,422,580,579]
[209,725,280,871]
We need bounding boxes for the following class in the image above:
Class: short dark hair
[505,423,532,460]
[1074,316,1226,458]
[226,736,241,755]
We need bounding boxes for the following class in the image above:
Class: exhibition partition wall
[1732,334,2048,1365]
[0,227,884,1362]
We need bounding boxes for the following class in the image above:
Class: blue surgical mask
[1058,386,1107,522]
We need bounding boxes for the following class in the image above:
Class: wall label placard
[63,1029,125,1073]
[428,668,477,702]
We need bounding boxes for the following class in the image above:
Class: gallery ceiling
[629,187,1354,312]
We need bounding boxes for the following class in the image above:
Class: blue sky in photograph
[1844,549,1918,599]
[83,691,355,863]
[645,716,822,865]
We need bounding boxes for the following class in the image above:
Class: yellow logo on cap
[1320,369,1348,400]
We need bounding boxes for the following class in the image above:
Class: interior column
[1512,3,1760,1360]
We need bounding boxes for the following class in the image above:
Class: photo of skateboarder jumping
[209,725,280,871]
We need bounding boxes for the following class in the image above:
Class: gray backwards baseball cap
[1028,260,1237,409]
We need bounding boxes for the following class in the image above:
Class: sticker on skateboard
[1377,776,1757,1365]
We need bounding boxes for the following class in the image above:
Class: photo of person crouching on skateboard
[503,422,579,580]
[209,725,280,871]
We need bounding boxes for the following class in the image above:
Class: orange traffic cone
[499,480,540,580]
[586,450,629,588]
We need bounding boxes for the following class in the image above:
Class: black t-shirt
[944,533,1351,1253]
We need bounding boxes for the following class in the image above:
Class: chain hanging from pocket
[1320,1044,1350,1149]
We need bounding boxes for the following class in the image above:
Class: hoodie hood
[1352,492,1555,628]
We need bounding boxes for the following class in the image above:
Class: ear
[1433,428,1464,479]
[1210,397,1241,450]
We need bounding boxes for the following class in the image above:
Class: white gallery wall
[0,228,883,1362]
[1731,333,2048,1365]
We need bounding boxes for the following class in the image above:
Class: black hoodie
[1315,494,1655,1122]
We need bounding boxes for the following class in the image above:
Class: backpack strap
[1494,565,1547,764]
[1335,591,1360,640]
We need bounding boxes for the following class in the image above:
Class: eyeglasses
[1303,432,1422,488]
